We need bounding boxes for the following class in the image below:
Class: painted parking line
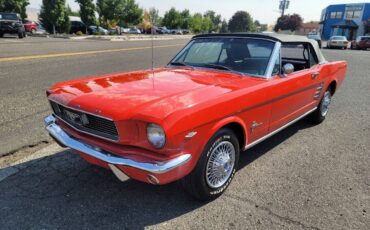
[0,44,183,62]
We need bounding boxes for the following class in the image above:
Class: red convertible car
[44,33,347,200]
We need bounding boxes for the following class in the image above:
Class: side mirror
[282,63,294,76]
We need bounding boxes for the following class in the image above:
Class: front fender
[204,115,248,150]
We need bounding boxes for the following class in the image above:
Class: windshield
[308,34,320,39]
[332,36,346,41]
[170,37,276,76]
[0,13,19,21]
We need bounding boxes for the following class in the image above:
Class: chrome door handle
[311,72,320,79]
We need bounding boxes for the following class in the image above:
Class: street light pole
[279,0,290,17]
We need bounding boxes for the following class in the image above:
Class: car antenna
[149,10,155,89]
[151,13,154,75]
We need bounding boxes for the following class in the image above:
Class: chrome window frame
[265,41,281,78]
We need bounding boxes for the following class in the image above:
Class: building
[320,3,370,40]
[296,21,320,35]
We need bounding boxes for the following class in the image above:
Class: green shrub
[75,31,84,36]
[93,31,102,36]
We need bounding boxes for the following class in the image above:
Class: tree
[204,10,221,32]
[138,9,150,32]
[149,7,161,25]
[201,16,213,33]
[274,14,303,32]
[220,19,228,33]
[228,11,256,33]
[119,0,142,26]
[39,0,70,33]
[96,0,111,25]
[0,0,29,19]
[254,20,261,27]
[97,0,142,27]
[75,0,96,26]
[66,5,79,17]
[254,20,264,32]
[162,7,181,29]
[190,13,202,33]
[180,9,191,29]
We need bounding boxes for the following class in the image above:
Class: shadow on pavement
[238,118,314,170]
[0,119,314,229]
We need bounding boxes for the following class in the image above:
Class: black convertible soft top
[193,33,327,64]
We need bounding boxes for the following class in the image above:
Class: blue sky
[28,0,369,25]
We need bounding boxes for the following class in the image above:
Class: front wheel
[309,89,332,124]
[182,128,240,201]
[18,30,24,39]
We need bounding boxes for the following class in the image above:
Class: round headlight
[147,123,166,149]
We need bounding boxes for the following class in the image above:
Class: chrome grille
[49,101,118,141]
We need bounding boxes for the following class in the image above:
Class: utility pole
[279,0,290,17]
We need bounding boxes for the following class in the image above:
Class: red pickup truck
[44,33,347,200]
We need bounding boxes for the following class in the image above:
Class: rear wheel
[31,28,36,34]
[309,89,332,124]
[182,128,240,201]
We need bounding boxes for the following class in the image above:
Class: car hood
[48,68,262,121]
[0,20,19,24]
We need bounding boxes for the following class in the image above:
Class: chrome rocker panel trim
[44,115,191,174]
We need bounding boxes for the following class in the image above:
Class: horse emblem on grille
[64,110,89,126]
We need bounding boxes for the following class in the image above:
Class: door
[268,43,322,132]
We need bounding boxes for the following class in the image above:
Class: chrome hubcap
[206,141,235,189]
[321,91,331,117]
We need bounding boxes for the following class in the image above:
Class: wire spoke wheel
[206,141,236,189]
[320,91,332,117]
[181,128,239,201]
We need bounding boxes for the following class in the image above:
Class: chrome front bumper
[44,115,191,175]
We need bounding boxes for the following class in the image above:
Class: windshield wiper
[169,62,194,69]
[202,63,244,76]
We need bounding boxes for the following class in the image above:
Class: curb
[0,143,63,182]
[29,34,193,41]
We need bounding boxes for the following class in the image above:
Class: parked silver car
[88,26,109,35]
[128,28,141,34]
[327,36,348,49]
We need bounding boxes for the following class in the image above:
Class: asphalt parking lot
[0,37,369,229]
